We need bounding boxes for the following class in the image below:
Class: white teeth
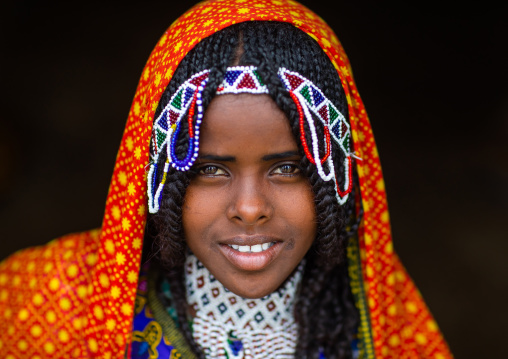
[228,242,276,253]
[251,244,263,253]
[238,245,250,253]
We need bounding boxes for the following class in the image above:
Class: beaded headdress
[148,65,353,213]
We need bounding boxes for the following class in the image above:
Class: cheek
[182,187,207,242]
[301,196,318,244]
[282,184,317,243]
[182,185,224,244]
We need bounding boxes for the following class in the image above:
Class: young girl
[0,1,452,358]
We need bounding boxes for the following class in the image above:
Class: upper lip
[220,235,281,246]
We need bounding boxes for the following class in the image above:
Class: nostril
[227,185,273,225]
[228,206,272,225]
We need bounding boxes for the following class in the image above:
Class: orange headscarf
[0,1,452,358]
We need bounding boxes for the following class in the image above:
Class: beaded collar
[148,66,353,213]
[184,254,303,358]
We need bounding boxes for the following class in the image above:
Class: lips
[219,236,283,271]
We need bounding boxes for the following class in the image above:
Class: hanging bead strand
[335,156,353,198]
[148,67,352,214]
[297,91,334,181]
[289,91,331,166]
[290,90,314,163]
[169,77,208,171]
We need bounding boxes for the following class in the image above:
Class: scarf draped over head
[0,0,452,358]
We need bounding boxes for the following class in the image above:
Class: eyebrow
[198,154,236,162]
[262,151,301,161]
[198,151,300,163]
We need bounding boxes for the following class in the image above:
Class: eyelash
[196,163,301,177]
[271,163,301,176]
[197,165,228,176]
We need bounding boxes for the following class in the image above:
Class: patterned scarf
[0,1,453,358]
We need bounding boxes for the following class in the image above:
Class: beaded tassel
[278,68,353,204]
[148,70,210,213]
[148,66,353,213]
[169,78,208,171]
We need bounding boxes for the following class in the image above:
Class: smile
[219,237,284,271]
[227,242,276,253]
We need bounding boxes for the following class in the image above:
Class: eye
[271,163,301,176]
[198,165,227,176]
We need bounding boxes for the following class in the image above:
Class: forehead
[200,94,297,155]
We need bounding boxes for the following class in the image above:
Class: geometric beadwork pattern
[279,69,349,147]
[148,70,210,213]
[148,65,352,212]
[279,68,353,204]
[217,66,269,95]
[185,255,300,359]
[148,66,269,213]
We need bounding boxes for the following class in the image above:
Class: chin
[219,274,285,299]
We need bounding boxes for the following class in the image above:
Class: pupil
[281,165,292,173]
[205,166,217,175]
[204,166,216,174]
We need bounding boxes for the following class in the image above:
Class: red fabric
[0,1,452,358]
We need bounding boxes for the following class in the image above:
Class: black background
[1,1,507,358]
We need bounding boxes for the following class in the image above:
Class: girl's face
[182,93,316,299]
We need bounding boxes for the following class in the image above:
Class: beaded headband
[148,66,353,213]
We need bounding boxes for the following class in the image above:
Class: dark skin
[182,94,317,299]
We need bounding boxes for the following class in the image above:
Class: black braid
[144,22,360,359]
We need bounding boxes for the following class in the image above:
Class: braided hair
[144,21,361,359]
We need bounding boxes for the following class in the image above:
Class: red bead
[187,92,198,138]
[289,91,330,165]
[336,157,353,197]
[290,91,315,164]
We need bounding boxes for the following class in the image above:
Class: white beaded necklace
[184,254,304,359]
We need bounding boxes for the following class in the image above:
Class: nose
[227,176,273,226]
